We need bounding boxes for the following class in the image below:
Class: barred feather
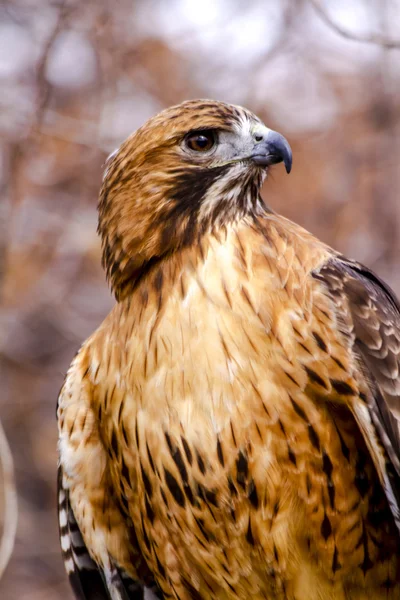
[58,468,146,600]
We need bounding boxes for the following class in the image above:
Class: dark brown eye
[185,130,216,152]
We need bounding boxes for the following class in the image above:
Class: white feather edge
[352,400,400,528]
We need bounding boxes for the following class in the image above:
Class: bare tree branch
[33,0,71,133]
[0,419,17,580]
[309,0,400,49]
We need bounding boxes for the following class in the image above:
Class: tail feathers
[58,467,145,600]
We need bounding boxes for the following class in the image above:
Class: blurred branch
[2,1,72,294]
[4,0,70,214]
[0,419,17,580]
[2,106,111,152]
[33,0,71,133]
[309,0,400,49]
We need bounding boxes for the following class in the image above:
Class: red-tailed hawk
[57,99,400,599]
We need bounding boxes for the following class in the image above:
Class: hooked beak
[251,130,292,174]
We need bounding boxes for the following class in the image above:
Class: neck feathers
[98,156,266,300]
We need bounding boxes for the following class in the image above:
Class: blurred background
[1,0,400,597]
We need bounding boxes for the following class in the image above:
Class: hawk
[57,99,400,600]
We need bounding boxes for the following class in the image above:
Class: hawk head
[98,99,292,299]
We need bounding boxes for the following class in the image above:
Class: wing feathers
[58,467,110,600]
[314,256,400,533]
[58,467,145,600]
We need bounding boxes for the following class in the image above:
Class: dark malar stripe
[169,165,231,216]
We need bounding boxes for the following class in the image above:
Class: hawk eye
[185,130,216,152]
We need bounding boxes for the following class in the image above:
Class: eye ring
[184,130,216,153]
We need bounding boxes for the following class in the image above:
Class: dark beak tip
[284,156,292,174]
[271,131,292,175]
[252,130,292,174]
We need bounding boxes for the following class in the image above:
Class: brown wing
[57,466,110,600]
[313,256,400,531]
[57,466,147,600]
[57,355,162,600]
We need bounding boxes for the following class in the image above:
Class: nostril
[254,134,263,142]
